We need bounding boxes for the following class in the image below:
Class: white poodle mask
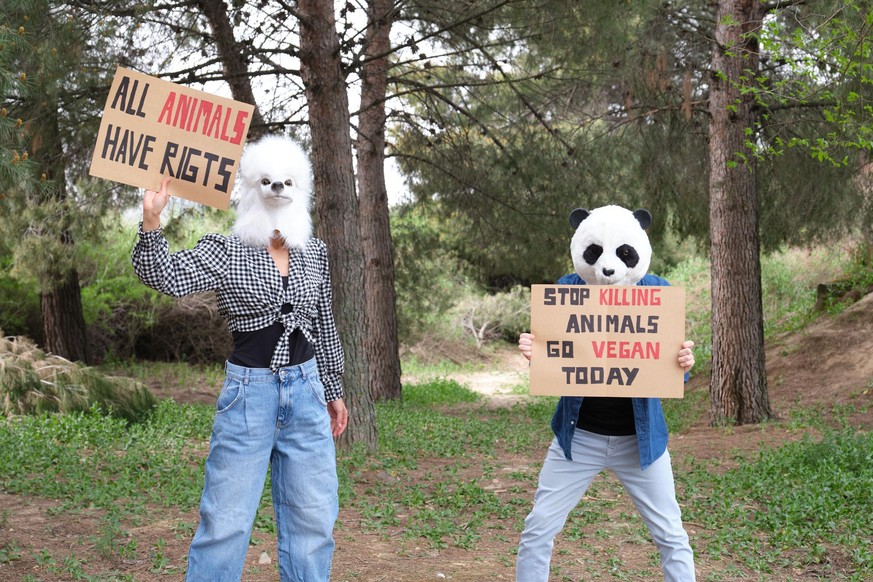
[569,205,653,286]
[232,135,313,249]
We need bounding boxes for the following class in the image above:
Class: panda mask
[569,205,653,286]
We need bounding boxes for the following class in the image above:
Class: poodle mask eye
[260,178,294,187]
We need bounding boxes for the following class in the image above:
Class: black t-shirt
[576,397,636,436]
[228,276,314,368]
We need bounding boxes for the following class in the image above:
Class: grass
[112,359,226,393]
[0,376,870,579]
[0,400,211,515]
[680,428,873,579]
[663,245,857,376]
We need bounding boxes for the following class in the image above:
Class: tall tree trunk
[41,265,89,362]
[707,0,771,424]
[38,110,89,363]
[298,0,377,449]
[194,0,266,138]
[357,0,402,401]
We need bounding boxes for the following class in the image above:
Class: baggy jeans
[516,430,695,581]
[186,358,338,582]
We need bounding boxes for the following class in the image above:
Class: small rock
[436,573,446,579]
[376,470,400,484]
[258,551,271,565]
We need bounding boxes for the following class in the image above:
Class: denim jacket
[549,273,685,470]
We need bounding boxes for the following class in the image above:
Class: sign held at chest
[529,284,686,398]
[89,66,255,210]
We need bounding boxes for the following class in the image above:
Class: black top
[576,397,636,436]
[228,276,314,368]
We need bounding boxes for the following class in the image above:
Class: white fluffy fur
[232,135,313,249]
[570,205,652,286]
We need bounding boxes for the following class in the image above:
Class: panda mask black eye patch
[616,244,639,268]
[583,244,603,265]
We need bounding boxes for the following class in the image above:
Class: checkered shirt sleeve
[310,239,345,402]
[132,226,228,296]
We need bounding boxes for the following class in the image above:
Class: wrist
[142,215,161,231]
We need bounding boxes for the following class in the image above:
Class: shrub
[453,285,531,348]
[135,293,232,364]
[0,258,41,341]
[391,206,470,341]
[78,212,233,364]
[0,331,156,423]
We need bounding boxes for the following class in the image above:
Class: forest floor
[1,294,872,581]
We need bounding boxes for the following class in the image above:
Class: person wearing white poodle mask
[516,205,697,582]
[133,135,347,582]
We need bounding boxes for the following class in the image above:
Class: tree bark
[298,0,377,449]
[707,0,771,424]
[38,111,89,363]
[41,266,89,362]
[194,0,266,139]
[357,0,402,401]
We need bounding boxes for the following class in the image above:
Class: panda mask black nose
[569,205,652,286]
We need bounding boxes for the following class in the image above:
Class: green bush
[0,257,40,340]
[77,221,170,362]
[391,206,470,341]
[77,212,232,364]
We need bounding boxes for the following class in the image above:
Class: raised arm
[132,177,228,297]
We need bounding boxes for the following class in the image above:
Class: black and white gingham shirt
[132,226,345,402]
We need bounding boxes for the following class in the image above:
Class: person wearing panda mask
[516,205,697,582]
[133,135,347,582]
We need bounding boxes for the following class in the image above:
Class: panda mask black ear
[569,208,590,229]
[633,209,652,230]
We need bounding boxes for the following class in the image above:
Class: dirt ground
[1,294,871,581]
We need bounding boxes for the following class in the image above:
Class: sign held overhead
[89,66,255,210]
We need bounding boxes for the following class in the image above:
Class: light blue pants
[516,431,695,581]
[186,359,338,582]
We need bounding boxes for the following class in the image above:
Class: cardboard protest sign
[89,66,254,210]
[529,284,686,398]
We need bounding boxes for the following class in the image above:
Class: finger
[331,405,348,437]
[155,176,169,201]
[156,176,171,201]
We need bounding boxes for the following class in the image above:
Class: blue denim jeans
[186,359,338,582]
[517,431,695,582]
